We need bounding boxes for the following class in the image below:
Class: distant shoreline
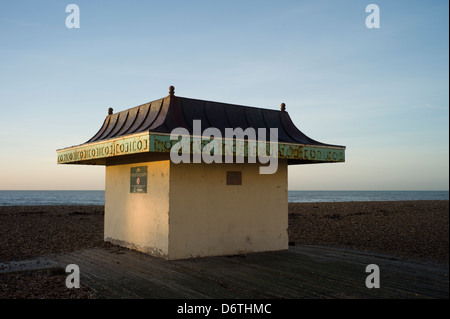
[1,200,450,207]
[1,199,449,207]
[0,190,448,206]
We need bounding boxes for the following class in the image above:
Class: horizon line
[1,189,449,192]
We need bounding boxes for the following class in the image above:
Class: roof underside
[85,95,344,149]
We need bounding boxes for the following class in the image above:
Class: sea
[0,190,448,206]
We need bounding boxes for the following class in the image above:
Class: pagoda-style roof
[57,86,345,165]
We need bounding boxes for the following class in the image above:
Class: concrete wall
[104,160,170,257]
[104,159,288,260]
[168,161,288,260]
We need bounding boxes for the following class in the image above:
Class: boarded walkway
[50,245,448,299]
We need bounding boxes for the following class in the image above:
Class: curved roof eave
[82,93,345,150]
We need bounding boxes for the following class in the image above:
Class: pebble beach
[0,200,448,298]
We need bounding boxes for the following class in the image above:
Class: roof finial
[108,107,114,115]
[169,85,175,97]
[280,103,286,112]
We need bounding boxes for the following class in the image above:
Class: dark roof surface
[86,91,344,149]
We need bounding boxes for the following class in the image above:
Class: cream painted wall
[104,160,170,257]
[104,158,288,260]
[168,161,288,259]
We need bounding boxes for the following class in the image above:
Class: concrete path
[46,245,448,299]
[0,257,60,274]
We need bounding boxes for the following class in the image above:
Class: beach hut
[56,86,345,260]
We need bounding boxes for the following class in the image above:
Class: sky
[0,0,448,191]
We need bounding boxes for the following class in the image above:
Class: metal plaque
[130,166,147,193]
[226,171,242,185]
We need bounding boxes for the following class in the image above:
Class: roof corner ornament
[280,103,286,112]
[169,85,175,97]
[108,107,114,115]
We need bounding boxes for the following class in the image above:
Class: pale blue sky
[0,0,448,190]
